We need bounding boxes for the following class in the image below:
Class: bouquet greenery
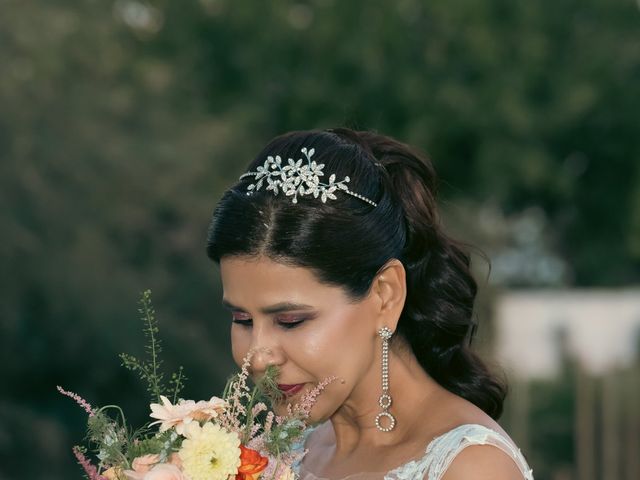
[59,290,334,480]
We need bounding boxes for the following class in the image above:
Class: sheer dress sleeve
[294,423,534,480]
[386,424,534,480]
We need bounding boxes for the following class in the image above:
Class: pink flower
[149,396,226,435]
[167,453,182,469]
[125,454,182,480]
[125,463,185,480]
[125,470,145,480]
[143,464,185,480]
[132,454,161,475]
[58,386,96,416]
[72,447,107,480]
[293,376,337,418]
[261,459,297,480]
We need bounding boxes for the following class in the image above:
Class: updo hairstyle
[207,128,506,419]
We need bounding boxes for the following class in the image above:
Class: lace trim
[294,423,534,480]
[385,424,534,480]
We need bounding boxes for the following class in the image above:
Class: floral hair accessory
[239,147,378,207]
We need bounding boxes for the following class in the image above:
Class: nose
[250,347,275,373]
[248,327,285,375]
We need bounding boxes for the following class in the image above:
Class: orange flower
[235,445,268,480]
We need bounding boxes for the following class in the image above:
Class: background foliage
[0,1,638,479]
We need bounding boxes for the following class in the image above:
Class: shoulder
[414,423,533,480]
[439,443,526,480]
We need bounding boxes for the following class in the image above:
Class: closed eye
[232,318,253,327]
[230,314,311,329]
[231,311,252,327]
[277,317,307,329]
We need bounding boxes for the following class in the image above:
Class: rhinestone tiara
[238,147,378,207]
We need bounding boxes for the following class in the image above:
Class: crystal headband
[239,147,378,206]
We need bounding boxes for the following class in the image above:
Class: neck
[327,340,448,457]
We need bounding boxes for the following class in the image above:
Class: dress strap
[386,424,534,480]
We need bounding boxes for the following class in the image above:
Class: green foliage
[120,290,186,403]
[222,362,283,444]
[220,360,309,453]
[264,418,306,458]
[81,403,181,472]
[243,365,285,441]
[126,429,182,463]
[86,408,131,469]
[75,294,187,474]
[241,365,307,457]
[168,366,188,404]
[257,364,285,405]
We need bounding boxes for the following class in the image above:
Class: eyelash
[231,315,308,330]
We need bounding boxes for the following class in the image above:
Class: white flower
[149,396,226,435]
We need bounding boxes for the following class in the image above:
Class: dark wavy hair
[206,128,507,419]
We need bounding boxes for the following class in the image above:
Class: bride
[205,128,534,480]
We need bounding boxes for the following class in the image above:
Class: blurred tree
[0,0,638,478]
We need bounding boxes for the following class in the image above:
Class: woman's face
[219,255,383,422]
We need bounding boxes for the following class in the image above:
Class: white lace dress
[294,423,534,480]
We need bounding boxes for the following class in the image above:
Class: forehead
[219,255,349,307]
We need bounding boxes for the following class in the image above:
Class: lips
[277,383,305,396]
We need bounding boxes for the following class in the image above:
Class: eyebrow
[222,299,316,315]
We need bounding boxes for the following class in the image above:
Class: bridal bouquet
[59,291,334,480]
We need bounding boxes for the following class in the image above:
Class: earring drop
[375,326,396,432]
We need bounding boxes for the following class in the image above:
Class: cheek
[293,310,372,377]
[287,315,373,422]
[230,326,252,367]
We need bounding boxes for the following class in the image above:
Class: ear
[370,259,406,333]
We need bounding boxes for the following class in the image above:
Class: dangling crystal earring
[375,326,396,432]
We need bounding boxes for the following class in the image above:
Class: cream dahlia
[178,422,241,480]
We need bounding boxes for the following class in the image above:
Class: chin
[302,397,340,425]
[303,410,331,426]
